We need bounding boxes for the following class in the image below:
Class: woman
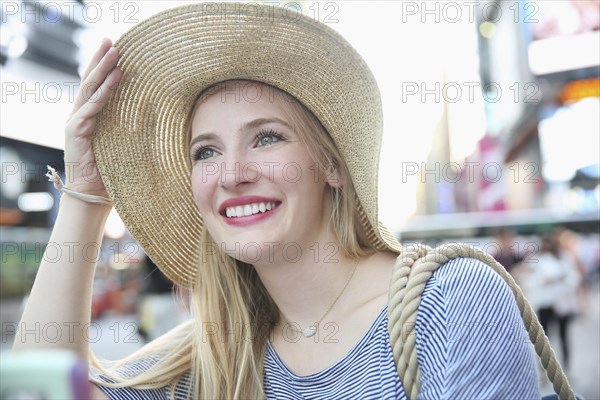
[14,3,543,399]
[525,231,583,373]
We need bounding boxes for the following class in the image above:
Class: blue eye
[256,129,284,147]
[193,146,218,161]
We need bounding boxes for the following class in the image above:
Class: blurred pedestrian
[556,228,589,313]
[524,231,582,371]
[490,228,524,273]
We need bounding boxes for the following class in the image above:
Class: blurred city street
[0,307,143,359]
[88,313,145,361]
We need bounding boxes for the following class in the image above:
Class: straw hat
[93,2,402,287]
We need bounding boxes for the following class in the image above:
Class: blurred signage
[538,98,600,182]
[0,138,63,227]
[531,0,599,40]
[528,31,599,75]
[560,77,600,103]
[527,0,600,75]
[477,135,507,212]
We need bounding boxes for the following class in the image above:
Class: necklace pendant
[303,325,317,338]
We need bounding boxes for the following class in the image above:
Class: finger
[73,47,119,112]
[80,38,113,82]
[77,67,123,119]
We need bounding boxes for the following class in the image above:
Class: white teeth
[224,202,278,218]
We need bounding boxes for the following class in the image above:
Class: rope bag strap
[387,243,576,400]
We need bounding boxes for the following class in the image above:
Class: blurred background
[1,0,599,397]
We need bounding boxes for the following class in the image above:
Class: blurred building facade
[404,0,600,241]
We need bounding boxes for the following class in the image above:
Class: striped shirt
[93,258,542,399]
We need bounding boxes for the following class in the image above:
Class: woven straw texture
[93,3,402,287]
[388,244,576,400]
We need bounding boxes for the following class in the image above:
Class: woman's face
[190,83,335,264]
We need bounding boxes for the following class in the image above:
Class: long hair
[90,80,376,398]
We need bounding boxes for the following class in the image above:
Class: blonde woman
[14,3,543,399]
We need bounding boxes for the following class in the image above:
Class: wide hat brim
[93,2,401,288]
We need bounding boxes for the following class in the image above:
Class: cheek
[190,165,217,212]
[269,148,317,184]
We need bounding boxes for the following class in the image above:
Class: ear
[324,163,344,188]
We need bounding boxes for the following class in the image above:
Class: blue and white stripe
[264,306,403,399]
[93,257,541,399]
[416,258,540,399]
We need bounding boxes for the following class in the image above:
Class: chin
[208,235,276,264]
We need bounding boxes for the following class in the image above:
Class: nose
[218,152,260,190]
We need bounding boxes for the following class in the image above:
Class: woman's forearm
[12,195,112,360]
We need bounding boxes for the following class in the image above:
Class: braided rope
[388,243,576,400]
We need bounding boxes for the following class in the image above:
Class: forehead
[191,82,296,129]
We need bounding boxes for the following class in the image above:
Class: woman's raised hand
[13,41,123,359]
[63,38,122,198]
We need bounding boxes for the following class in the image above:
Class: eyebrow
[190,117,293,149]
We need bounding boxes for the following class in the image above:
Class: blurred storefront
[1,138,62,303]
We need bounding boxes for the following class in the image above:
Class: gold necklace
[285,259,359,338]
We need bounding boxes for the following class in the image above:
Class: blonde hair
[90,80,376,398]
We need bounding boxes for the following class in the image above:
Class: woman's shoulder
[422,256,516,314]
[387,252,522,332]
[390,250,511,296]
[408,255,541,398]
[429,256,508,290]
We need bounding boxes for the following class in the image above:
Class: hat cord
[46,165,113,206]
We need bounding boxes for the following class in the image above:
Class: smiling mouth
[223,201,281,218]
